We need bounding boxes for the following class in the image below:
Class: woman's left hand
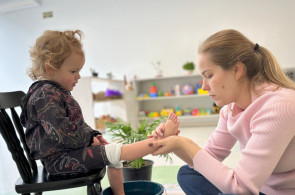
[148,136,181,155]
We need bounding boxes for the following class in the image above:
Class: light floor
[0,126,241,195]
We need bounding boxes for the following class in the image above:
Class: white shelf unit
[133,74,219,128]
[71,77,127,129]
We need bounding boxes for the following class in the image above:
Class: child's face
[50,51,85,91]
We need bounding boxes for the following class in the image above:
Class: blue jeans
[177,165,266,195]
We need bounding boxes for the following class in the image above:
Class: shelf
[94,98,124,103]
[139,114,219,127]
[137,94,209,101]
[135,74,201,82]
[90,76,123,83]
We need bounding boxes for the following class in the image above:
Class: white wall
[1,0,295,193]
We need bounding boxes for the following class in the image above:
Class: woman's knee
[177,165,198,186]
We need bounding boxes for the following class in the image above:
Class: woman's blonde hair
[28,30,84,80]
[199,29,295,91]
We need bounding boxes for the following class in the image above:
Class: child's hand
[91,135,109,146]
[92,137,101,146]
[96,135,108,145]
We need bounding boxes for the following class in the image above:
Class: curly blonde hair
[28,30,84,80]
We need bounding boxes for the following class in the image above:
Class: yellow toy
[160,109,174,117]
[147,112,160,117]
[197,88,209,95]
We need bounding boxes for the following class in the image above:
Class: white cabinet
[132,75,219,128]
[71,77,127,130]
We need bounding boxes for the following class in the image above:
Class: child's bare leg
[164,112,179,137]
[107,167,125,195]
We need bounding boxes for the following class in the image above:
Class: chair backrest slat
[11,108,38,174]
[0,91,34,183]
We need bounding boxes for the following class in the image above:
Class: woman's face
[197,53,241,107]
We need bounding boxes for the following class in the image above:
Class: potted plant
[106,118,172,181]
[182,62,195,75]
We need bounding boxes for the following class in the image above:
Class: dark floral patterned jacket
[20,80,108,177]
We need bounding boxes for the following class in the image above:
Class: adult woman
[149,29,295,195]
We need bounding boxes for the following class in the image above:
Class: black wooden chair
[0,91,106,195]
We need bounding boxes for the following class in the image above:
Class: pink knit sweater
[193,83,295,195]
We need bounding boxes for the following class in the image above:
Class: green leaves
[106,117,169,169]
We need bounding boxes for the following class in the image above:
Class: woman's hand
[148,135,181,155]
[148,123,180,139]
[148,136,201,166]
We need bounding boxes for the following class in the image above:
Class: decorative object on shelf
[175,105,182,116]
[147,112,159,117]
[105,89,122,99]
[160,108,174,117]
[175,84,181,96]
[182,61,195,75]
[137,93,149,99]
[93,91,106,101]
[182,84,194,95]
[183,108,192,116]
[196,81,208,94]
[106,72,113,79]
[133,74,219,128]
[152,61,163,78]
[157,90,164,97]
[124,75,134,91]
[150,82,158,98]
[95,115,117,130]
[212,103,221,114]
[138,111,146,117]
[164,92,172,96]
[106,119,172,181]
[90,68,98,77]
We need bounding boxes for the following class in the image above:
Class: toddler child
[20,30,179,194]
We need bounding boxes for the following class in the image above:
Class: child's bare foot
[164,112,179,137]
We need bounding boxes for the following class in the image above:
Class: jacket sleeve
[33,88,93,150]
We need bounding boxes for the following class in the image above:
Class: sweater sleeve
[193,91,295,194]
[33,87,93,150]
[203,106,237,162]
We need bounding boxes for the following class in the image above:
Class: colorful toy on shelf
[182,84,194,95]
[137,93,149,99]
[175,84,181,96]
[164,92,172,96]
[150,82,158,98]
[158,90,164,97]
[192,108,199,116]
[160,108,174,117]
[138,111,146,117]
[105,89,122,99]
[196,81,208,95]
[192,108,212,116]
[148,112,160,117]
[183,108,192,116]
[212,103,220,114]
[175,106,182,116]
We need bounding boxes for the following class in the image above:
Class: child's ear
[45,63,54,75]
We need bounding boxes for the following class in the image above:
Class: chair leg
[87,183,101,195]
